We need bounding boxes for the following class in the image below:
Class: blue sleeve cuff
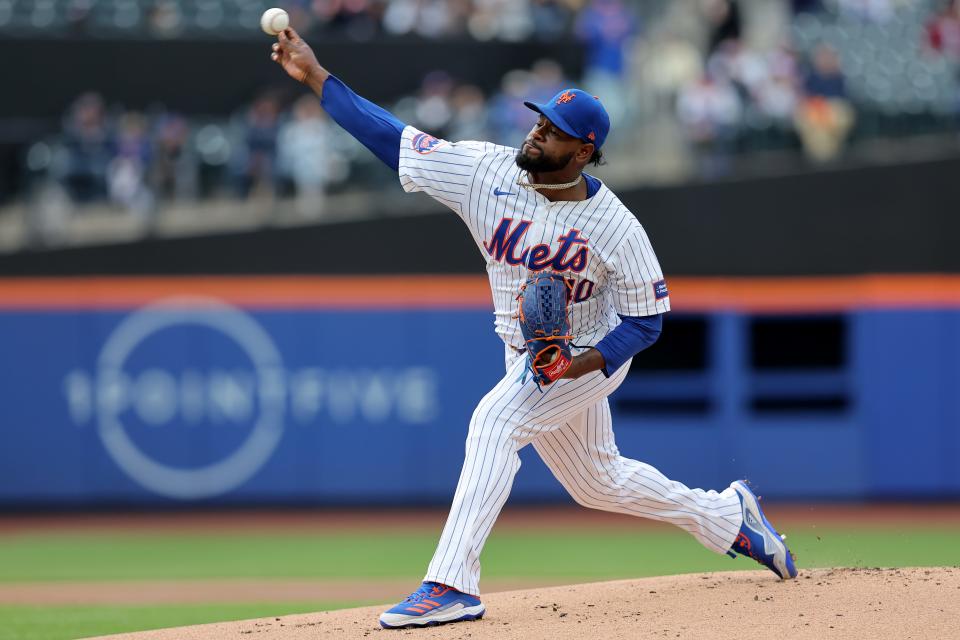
[594,313,663,377]
[320,75,405,171]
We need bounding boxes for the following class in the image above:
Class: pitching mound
[87,567,959,640]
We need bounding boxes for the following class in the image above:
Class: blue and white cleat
[728,480,798,579]
[379,581,485,629]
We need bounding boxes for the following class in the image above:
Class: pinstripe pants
[423,350,743,596]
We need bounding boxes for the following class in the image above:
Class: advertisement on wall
[3,275,959,504]
[0,294,506,504]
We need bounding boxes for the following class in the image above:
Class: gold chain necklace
[516,173,583,191]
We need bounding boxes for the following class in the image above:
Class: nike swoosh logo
[493,188,515,196]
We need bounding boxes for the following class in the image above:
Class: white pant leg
[424,351,632,595]
[532,400,743,554]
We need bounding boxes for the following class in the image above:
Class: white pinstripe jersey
[399,126,670,351]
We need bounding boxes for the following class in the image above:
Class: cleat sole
[380,605,485,629]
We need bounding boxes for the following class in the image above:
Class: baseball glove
[517,272,574,389]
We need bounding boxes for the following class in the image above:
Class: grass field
[1,518,958,640]
[0,603,354,640]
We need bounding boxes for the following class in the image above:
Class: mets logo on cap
[411,132,445,154]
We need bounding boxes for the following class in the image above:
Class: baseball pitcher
[270,28,797,630]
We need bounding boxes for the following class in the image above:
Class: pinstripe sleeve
[607,226,671,317]
[398,125,486,215]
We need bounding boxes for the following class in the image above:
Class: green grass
[0,602,367,640]
[1,526,957,639]
[1,529,956,583]
[483,529,960,578]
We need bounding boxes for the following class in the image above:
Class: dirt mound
[86,567,959,640]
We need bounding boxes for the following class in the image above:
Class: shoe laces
[402,582,442,603]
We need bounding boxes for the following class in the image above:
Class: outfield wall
[1,275,958,506]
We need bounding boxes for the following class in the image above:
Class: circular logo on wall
[96,297,285,500]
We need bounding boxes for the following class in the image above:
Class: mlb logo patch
[653,279,669,300]
[411,132,444,154]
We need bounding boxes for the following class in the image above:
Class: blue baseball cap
[524,88,610,150]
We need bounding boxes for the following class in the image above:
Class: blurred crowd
[13,0,960,240]
[24,59,571,227]
[0,0,627,41]
[25,91,347,223]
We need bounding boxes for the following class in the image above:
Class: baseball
[260,7,289,36]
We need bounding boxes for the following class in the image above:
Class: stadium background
[1,0,959,638]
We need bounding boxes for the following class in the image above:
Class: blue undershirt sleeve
[593,313,663,377]
[583,173,601,198]
[319,75,405,172]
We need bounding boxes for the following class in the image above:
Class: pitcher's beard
[515,146,574,173]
